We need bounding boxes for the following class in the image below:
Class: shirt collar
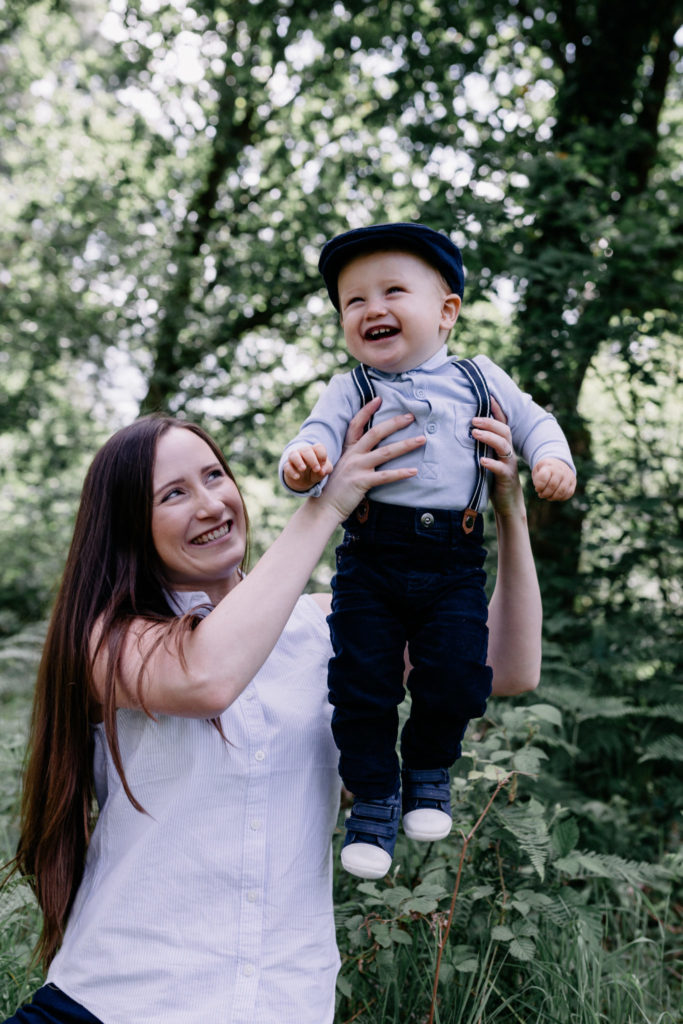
[370,344,450,380]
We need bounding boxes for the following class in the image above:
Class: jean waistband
[342,499,484,542]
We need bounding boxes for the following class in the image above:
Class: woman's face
[151,427,247,603]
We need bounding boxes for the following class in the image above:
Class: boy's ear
[441,293,461,329]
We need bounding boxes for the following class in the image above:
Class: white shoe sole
[403,808,452,841]
[341,842,392,879]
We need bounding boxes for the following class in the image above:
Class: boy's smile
[337,250,460,374]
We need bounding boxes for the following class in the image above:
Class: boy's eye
[387,285,404,294]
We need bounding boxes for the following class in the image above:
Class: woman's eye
[161,488,182,503]
[207,468,224,482]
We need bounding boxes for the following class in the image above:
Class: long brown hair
[7,415,249,968]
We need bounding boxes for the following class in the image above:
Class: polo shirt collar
[371,345,449,380]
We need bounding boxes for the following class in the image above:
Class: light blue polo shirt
[279,346,575,512]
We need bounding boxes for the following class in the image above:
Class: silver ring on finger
[500,447,514,459]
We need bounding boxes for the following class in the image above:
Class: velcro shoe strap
[345,817,397,840]
[404,782,449,801]
[346,799,399,840]
[404,769,449,783]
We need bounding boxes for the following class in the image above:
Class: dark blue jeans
[3,985,101,1023]
[328,501,492,800]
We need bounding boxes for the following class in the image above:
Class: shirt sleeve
[278,372,360,497]
[474,355,576,474]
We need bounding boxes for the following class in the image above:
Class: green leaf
[370,921,392,948]
[380,886,412,909]
[512,746,548,774]
[401,896,439,914]
[455,958,480,973]
[509,937,536,961]
[336,975,353,998]
[527,703,563,727]
[551,817,580,857]
[389,925,413,946]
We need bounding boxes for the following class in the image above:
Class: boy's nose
[366,295,387,316]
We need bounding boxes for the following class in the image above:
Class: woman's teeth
[192,522,231,545]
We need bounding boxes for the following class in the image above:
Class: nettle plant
[332,702,677,1024]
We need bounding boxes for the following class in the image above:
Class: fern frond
[494,799,550,880]
[638,735,683,763]
[554,849,673,889]
[642,703,683,724]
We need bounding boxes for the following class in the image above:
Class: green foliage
[332,700,682,1023]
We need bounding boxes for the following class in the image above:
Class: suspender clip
[355,498,370,524]
[462,508,478,534]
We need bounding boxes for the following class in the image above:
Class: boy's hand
[283,443,334,492]
[532,458,576,501]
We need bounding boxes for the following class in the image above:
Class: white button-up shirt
[49,596,341,1024]
[279,347,575,510]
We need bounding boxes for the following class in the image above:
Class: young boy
[279,223,575,880]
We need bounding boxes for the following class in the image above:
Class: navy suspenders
[350,357,491,534]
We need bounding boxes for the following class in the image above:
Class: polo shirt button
[426,422,437,434]
[243,964,255,977]
[250,819,263,831]
[420,513,435,528]
[254,750,265,761]
[246,890,258,902]
[415,388,425,398]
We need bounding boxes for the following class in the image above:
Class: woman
[4,398,539,1024]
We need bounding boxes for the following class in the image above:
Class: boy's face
[337,250,461,374]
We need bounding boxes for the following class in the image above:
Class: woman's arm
[93,401,426,717]
[473,398,542,695]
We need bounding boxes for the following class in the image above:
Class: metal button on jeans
[420,512,435,528]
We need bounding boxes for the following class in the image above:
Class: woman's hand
[471,397,523,518]
[318,397,426,522]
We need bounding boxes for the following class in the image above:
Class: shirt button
[254,750,265,761]
[420,513,435,528]
[426,422,437,434]
[250,819,263,831]
[415,388,425,398]
[243,964,255,977]
[246,890,258,903]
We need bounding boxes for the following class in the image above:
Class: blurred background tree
[1,0,681,841]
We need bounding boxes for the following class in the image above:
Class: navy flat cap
[318,222,464,310]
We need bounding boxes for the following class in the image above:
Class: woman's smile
[190,520,233,546]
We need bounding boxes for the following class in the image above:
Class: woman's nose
[196,489,224,517]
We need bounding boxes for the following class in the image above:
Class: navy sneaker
[341,790,401,879]
[402,767,452,841]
